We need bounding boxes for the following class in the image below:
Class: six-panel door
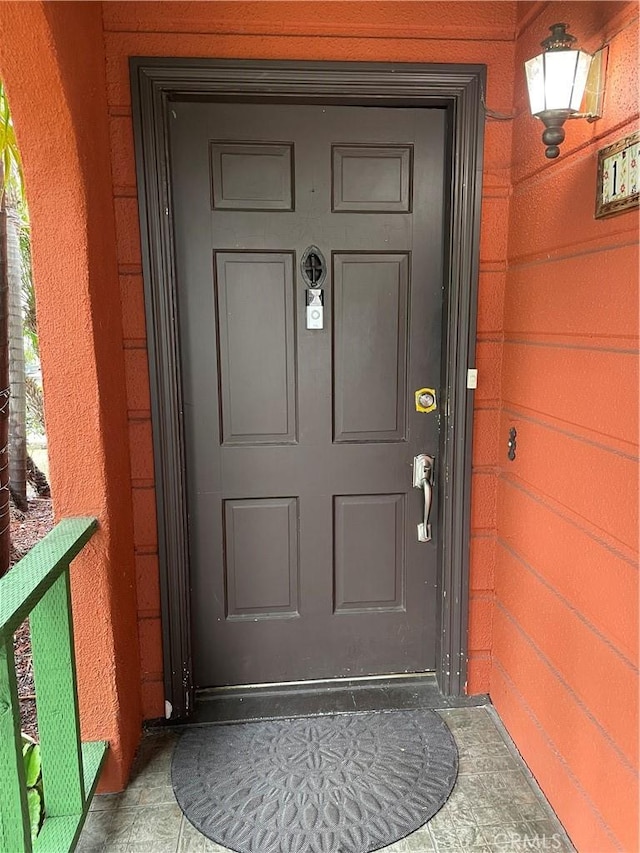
[170,103,446,687]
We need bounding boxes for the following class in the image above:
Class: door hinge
[467,368,478,389]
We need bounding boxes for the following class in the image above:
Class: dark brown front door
[170,102,446,688]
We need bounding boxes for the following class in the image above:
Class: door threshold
[208,671,437,693]
[187,673,489,726]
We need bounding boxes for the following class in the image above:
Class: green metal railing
[0,518,108,852]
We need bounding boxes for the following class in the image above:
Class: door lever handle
[413,454,435,542]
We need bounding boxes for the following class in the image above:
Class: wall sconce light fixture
[525,23,607,158]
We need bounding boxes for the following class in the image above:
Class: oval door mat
[171,709,458,853]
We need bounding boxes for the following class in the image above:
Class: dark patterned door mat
[171,709,458,853]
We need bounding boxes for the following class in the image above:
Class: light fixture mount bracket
[541,23,576,51]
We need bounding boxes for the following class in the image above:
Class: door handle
[413,454,435,542]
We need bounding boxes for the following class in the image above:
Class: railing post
[30,568,85,817]
[0,638,32,852]
[0,518,106,850]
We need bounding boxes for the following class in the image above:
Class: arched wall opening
[0,1,141,790]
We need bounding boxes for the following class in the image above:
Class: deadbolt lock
[415,388,437,413]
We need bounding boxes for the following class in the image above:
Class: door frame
[130,58,486,719]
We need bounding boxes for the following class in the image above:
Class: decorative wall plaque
[595,130,639,219]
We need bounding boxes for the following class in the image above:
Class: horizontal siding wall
[495,3,639,851]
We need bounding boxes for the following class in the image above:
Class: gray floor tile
[445,786,479,813]
[398,827,436,851]
[478,771,538,805]
[78,807,144,849]
[103,843,178,853]
[449,775,493,805]
[444,804,477,827]
[127,803,183,844]
[90,793,123,812]
[128,766,172,789]
[497,774,539,804]
[475,728,504,744]
[528,820,574,851]
[91,787,144,809]
[477,742,514,758]
[128,736,177,781]
[78,706,572,853]
[456,757,476,775]
[427,823,460,848]
[428,844,467,852]
[78,810,118,847]
[479,822,540,850]
[137,783,178,805]
[428,809,455,833]
[178,816,233,851]
[454,823,487,848]
[471,804,523,826]
[478,755,519,773]
[516,800,551,822]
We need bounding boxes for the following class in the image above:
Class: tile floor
[78,706,575,853]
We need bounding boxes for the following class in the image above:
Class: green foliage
[26,789,42,842]
[26,375,45,436]
[1,81,43,436]
[20,211,37,350]
[21,734,44,841]
[20,210,44,436]
[0,81,24,202]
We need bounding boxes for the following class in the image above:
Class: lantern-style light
[525,23,593,158]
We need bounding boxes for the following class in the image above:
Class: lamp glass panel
[525,55,545,114]
[570,50,593,110]
[543,50,579,110]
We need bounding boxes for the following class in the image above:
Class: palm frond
[0,81,24,204]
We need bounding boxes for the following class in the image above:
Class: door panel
[333,253,409,442]
[215,252,297,444]
[210,142,295,211]
[224,497,299,619]
[332,145,412,212]
[170,103,446,687]
[334,494,405,612]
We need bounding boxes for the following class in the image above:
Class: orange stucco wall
[493,3,639,851]
[0,3,141,790]
[103,0,517,720]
